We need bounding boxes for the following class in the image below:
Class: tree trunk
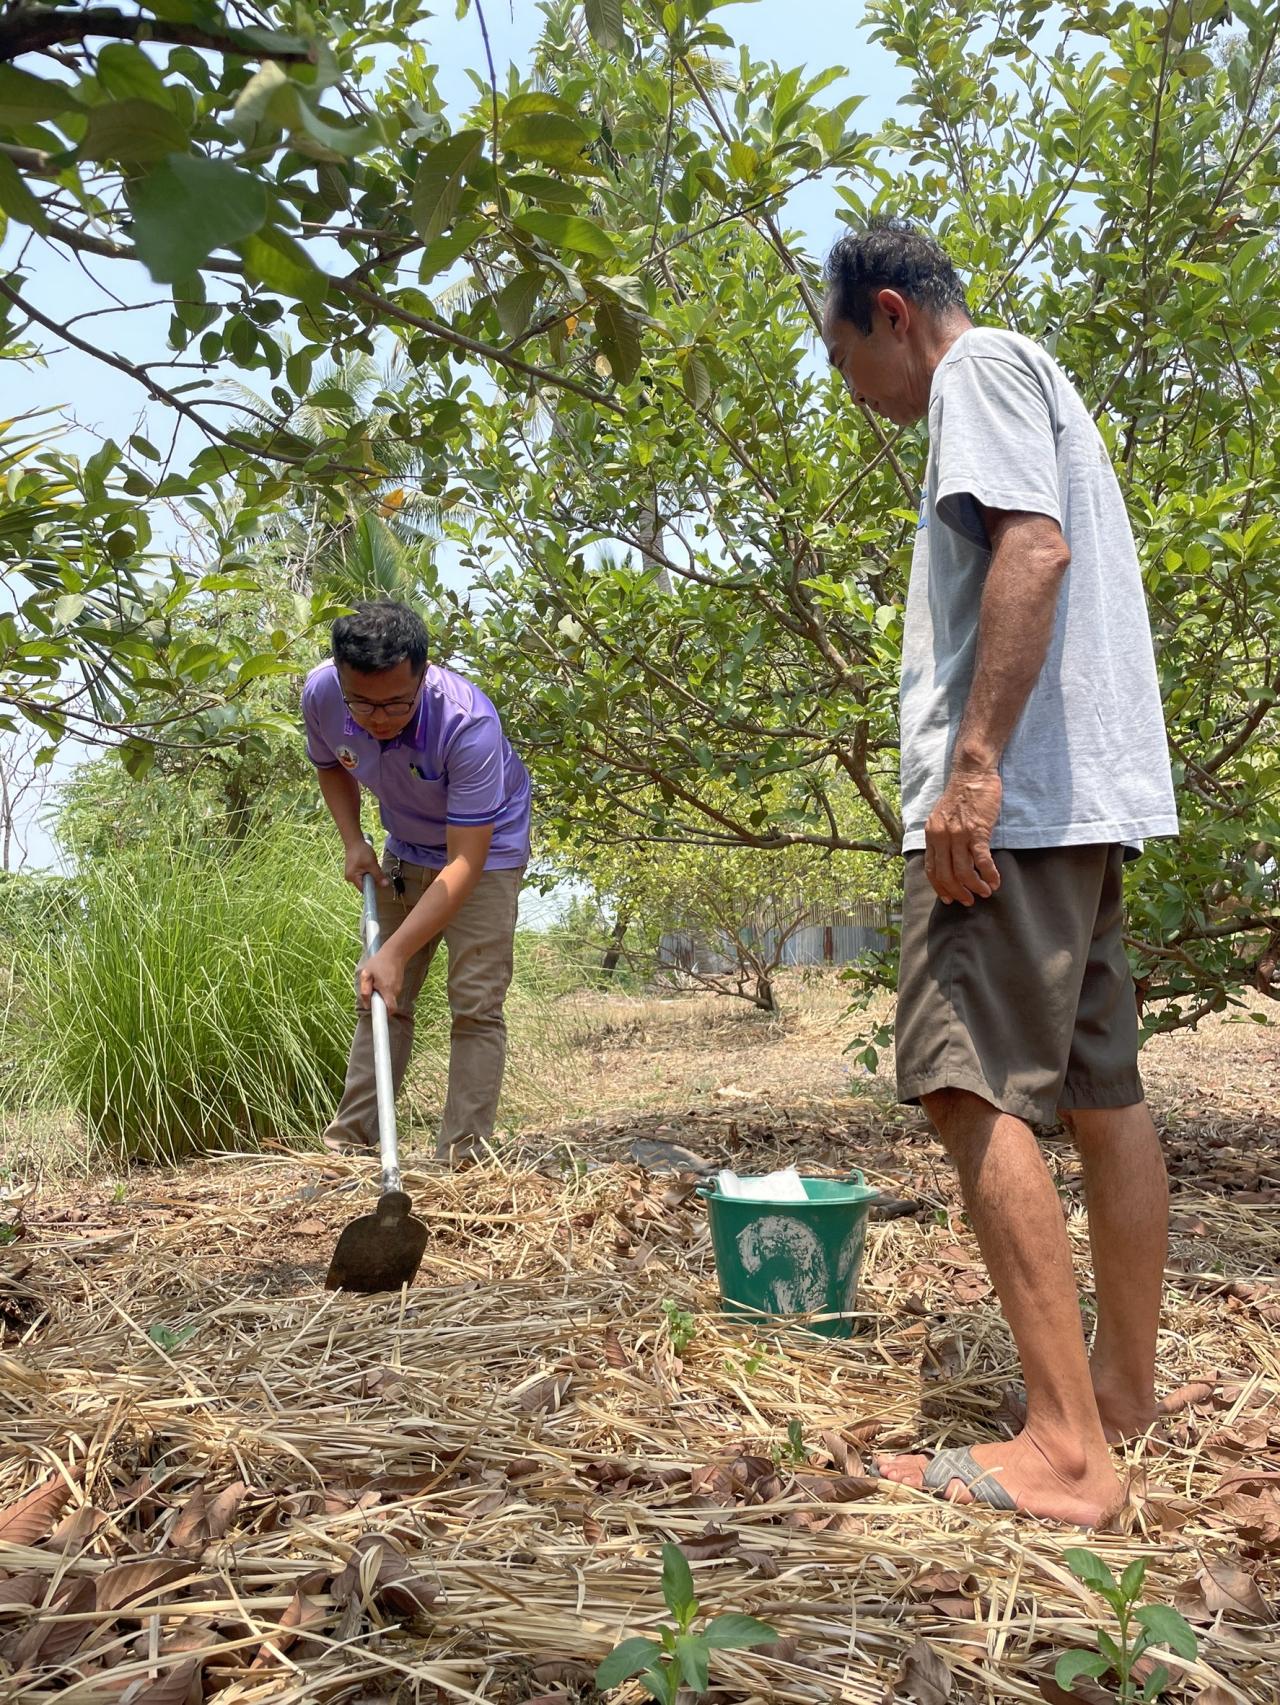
[754,973,776,1013]
[601,914,628,976]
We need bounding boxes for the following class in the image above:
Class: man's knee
[1057,1103,1153,1147]
[920,1086,999,1156]
[448,997,507,1032]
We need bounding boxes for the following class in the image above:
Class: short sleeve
[444,719,505,826]
[933,355,1061,551]
[302,678,339,769]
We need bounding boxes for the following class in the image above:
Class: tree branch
[0,5,315,64]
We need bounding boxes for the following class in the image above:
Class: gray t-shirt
[900,326,1178,855]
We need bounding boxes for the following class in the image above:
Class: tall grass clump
[11,824,444,1163]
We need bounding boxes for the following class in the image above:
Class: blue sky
[2,2,910,867]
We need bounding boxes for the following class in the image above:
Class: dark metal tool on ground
[325,867,428,1293]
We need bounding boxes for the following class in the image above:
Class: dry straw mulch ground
[1,990,1278,1704]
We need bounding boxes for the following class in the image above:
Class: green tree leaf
[238,226,328,310]
[701,1613,779,1650]
[674,1633,709,1691]
[119,738,156,780]
[0,65,83,119]
[237,654,298,684]
[1064,1549,1118,1594]
[129,155,268,283]
[660,1542,696,1621]
[1119,1557,1148,1601]
[1055,1650,1112,1686]
[1133,1604,1198,1660]
[411,128,484,247]
[53,594,86,628]
[1140,1664,1171,1702]
[494,271,542,339]
[0,154,49,232]
[96,42,171,106]
[80,99,189,164]
[594,297,642,383]
[681,349,712,408]
[504,110,594,167]
[584,0,628,51]
[514,209,617,259]
[594,1636,663,1690]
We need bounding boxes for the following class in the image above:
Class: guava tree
[448,0,1279,1033]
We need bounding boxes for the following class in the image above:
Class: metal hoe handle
[362,869,401,1195]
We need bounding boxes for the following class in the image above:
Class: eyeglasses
[341,676,424,719]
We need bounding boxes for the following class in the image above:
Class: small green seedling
[661,1300,697,1357]
[1057,1549,1197,1702]
[595,1542,778,1702]
[147,1323,196,1353]
[111,1181,127,1204]
[772,1419,807,1466]
[0,1223,19,1247]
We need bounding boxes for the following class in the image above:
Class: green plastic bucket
[699,1173,880,1338]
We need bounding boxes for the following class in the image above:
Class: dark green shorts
[895,844,1144,1126]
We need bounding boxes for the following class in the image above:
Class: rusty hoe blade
[325,864,428,1294]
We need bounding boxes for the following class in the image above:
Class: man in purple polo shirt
[303,600,531,1165]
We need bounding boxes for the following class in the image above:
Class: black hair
[331,600,428,675]
[824,217,970,335]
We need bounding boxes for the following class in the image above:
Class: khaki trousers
[323,854,524,1162]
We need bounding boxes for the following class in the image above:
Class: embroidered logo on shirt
[336,745,359,770]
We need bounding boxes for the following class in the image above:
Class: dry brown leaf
[249,1588,327,1668]
[844,1416,886,1448]
[679,1527,741,1561]
[1192,1687,1237,1705]
[514,1372,573,1413]
[1173,1559,1271,1621]
[660,1177,699,1209]
[331,1534,439,1622]
[204,1481,248,1541]
[603,1325,629,1369]
[119,1656,202,1705]
[1037,1678,1117,1705]
[0,1571,43,1609]
[913,1567,977,1597]
[582,1515,604,1545]
[9,1575,96,1669]
[358,1366,404,1398]
[0,1470,76,1546]
[1169,1211,1208,1236]
[530,1660,594,1688]
[800,1472,878,1504]
[96,1560,193,1613]
[167,1485,208,1555]
[1214,1467,1280,1496]
[896,1636,952,1704]
[819,1429,849,1472]
[47,1502,110,1554]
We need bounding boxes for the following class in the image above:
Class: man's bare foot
[1090,1366,1161,1444]
[999,1380,1161,1445]
[875,1429,1124,1527]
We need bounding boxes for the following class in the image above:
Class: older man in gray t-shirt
[822,218,1177,1527]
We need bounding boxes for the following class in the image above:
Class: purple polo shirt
[302,660,531,870]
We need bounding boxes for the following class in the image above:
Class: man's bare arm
[925,508,1070,904]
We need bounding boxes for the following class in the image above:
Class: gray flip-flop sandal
[921,1445,1017,1510]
